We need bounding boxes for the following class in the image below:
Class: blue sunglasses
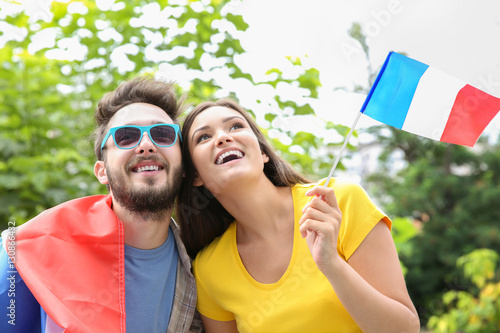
[101,124,182,156]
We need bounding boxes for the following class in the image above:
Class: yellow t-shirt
[193,179,391,333]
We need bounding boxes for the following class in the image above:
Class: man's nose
[135,132,157,154]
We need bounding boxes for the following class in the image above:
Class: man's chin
[134,180,160,188]
[106,164,182,217]
[115,187,173,213]
[132,174,164,186]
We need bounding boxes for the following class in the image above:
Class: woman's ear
[94,161,109,185]
[262,153,270,163]
[193,173,204,187]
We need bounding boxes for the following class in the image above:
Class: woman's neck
[213,176,294,242]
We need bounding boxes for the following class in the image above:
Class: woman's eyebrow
[191,125,209,142]
[222,115,245,123]
[191,115,245,141]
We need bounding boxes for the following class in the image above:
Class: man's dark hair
[93,76,184,161]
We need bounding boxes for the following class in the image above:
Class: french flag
[360,51,500,147]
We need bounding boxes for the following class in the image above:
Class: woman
[176,99,420,333]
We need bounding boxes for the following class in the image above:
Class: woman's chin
[203,172,252,195]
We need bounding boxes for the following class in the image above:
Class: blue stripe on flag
[362,52,429,129]
[0,237,42,332]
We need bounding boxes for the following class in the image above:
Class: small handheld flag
[361,51,500,147]
[324,51,500,186]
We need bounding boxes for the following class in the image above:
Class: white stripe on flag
[45,314,65,333]
[402,67,466,140]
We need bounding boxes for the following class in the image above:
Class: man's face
[94,103,182,216]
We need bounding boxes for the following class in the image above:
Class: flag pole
[323,112,362,187]
[322,52,388,187]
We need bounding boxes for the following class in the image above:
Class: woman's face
[187,106,269,194]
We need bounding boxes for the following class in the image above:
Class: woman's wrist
[317,252,346,279]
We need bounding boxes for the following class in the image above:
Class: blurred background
[1,0,499,331]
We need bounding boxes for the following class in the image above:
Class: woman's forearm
[323,258,420,333]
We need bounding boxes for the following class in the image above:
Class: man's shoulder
[26,195,110,223]
[9,195,115,244]
[170,218,194,272]
[43,195,110,213]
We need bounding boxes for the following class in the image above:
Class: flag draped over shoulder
[360,51,500,147]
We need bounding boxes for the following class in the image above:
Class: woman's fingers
[299,217,336,238]
[299,186,344,271]
[299,186,342,239]
[305,186,339,208]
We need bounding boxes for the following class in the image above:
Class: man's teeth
[216,150,243,165]
[136,165,160,172]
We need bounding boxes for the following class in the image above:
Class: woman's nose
[216,131,233,146]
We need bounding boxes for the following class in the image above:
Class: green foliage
[391,217,418,254]
[343,20,500,329]
[246,55,348,179]
[390,217,418,276]
[0,0,340,230]
[0,37,98,226]
[427,249,500,333]
[367,127,500,323]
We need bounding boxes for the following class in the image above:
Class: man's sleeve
[0,233,42,332]
[189,310,205,333]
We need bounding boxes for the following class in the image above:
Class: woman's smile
[215,149,245,165]
[188,106,269,190]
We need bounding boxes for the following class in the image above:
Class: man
[0,77,203,332]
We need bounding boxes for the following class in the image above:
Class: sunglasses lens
[151,125,176,146]
[114,127,141,148]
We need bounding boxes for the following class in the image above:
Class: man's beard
[106,158,182,222]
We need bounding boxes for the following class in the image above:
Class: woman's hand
[300,186,420,333]
[298,186,343,273]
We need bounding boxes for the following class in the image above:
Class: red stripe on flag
[440,84,500,147]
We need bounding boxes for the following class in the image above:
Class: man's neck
[112,200,172,250]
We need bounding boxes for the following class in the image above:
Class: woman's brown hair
[176,99,310,259]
